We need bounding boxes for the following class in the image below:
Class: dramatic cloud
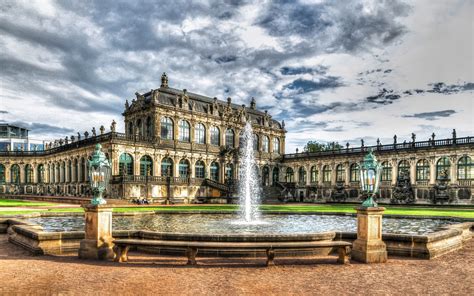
[402,110,456,121]
[0,0,472,152]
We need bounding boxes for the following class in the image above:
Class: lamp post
[78,143,114,260]
[352,149,387,263]
[359,149,381,208]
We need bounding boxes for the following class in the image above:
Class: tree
[304,141,343,152]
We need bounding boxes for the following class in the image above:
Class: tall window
[310,166,318,183]
[140,155,153,176]
[253,134,259,151]
[381,161,392,181]
[25,164,33,183]
[0,164,5,183]
[458,156,473,180]
[436,157,451,179]
[225,129,234,147]
[195,123,206,144]
[67,160,72,182]
[179,159,189,178]
[272,167,279,184]
[262,136,269,153]
[298,167,306,184]
[80,158,86,181]
[273,137,280,154]
[60,161,66,183]
[322,165,331,183]
[210,126,220,146]
[119,153,134,175]
[336,164,344,182]
[285,167,294,182]
[11,164,20,184]
[74,159,78,182]
[146,116,152,138]
[210,162,219,181]
[136,119,142,137]
[398,160,410,178]
[350,164,360,182]
[161,157,173,177]
[160,117,174,140]
[225,163,233,180]
[178,120,190,142]
[262,166,270,185]
[37,164,44,183]
[128,122,133,136]
[416,159,430,181]
[195,160,205,179]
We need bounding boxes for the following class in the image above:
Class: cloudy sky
[0,0,472,152]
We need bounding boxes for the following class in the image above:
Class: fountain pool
[28,213,458,235]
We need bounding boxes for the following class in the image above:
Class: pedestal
[78,204,114,260]
[351,207,388,263]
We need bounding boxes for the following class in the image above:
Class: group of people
[131,198,150,205]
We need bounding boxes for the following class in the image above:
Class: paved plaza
[0,234,472,295]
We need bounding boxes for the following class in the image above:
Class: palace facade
[0,73,472,205]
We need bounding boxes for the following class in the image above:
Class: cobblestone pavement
[0,234,472,296]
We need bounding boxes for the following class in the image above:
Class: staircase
[261,185,285,203]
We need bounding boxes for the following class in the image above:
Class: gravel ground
[0,235,472,296]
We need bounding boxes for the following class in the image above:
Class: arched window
[398,160,410,178]
[210,126,220,146]
[11,164,20,184]
[253,134,259,151]
[436,157,451,179]
[273,137,280,154]
[0,164,5,183]
[160,117,174,140]
[128,122,133,136]
[310,166,318,183]
[195,160,205,179]
[225,129,234,148]
[262,166,270,186]
[272,167,279,184]
[381,161,392,181]
[195,123,206,144]
[37,164,44,183]
[262,136,269,153]
[146,116,153,138]
[210,162,219,181]
[416,159,430,181]
[161,157,173,177]
[322,165,331,183]
[285,167,294,182]
[458,156,473,180]
[178,159,190,178]
[24,164,33,183]
[350,164,360,182]
[140,155,153,176]
[336,164,344,182]
[119,153,133,176]
[178,120,190,142]
[225,163,234,180]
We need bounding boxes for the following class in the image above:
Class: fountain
[238,122,262,223]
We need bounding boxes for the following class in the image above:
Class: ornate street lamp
[359,149,381,208]
[88,144,111,205]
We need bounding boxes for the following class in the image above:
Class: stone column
[78,205,114,260]
[391,159,398,186]
[409,159,416,185]
[450,155,458,185]
[352,207,388,263]
[344,162,350,186]
[429,158,436,185]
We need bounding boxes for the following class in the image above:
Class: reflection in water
[28,214,457,235]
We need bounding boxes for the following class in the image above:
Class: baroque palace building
[0,73,472,205]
